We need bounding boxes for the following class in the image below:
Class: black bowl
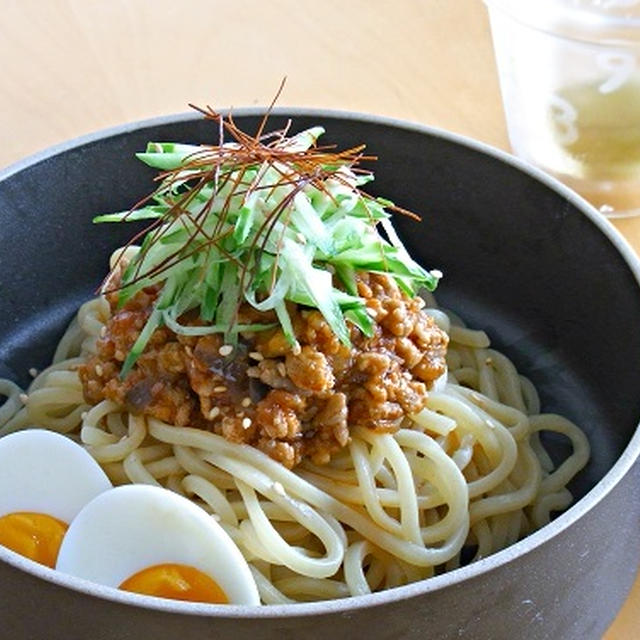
[1,110,640,640]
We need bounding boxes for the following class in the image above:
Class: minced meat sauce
[79,273,448,468]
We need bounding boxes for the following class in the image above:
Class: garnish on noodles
[98,106,439,375]
[0,105,590,605]
[81,106,447,468]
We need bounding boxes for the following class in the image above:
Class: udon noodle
[0,291,590,604]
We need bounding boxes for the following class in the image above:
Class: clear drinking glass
[484,0,640,217]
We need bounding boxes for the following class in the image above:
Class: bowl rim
[2,106,640,619]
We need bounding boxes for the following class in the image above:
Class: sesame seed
[151,381,164,396]
[249,351,264,361]
[292,343,301,356]
[218,344,233,357]
[213,386,227,393]
[99,326,107,338]
[272,481,286,497]
[28,368,38,378]
[19,393,29,404]
[277,362,287,377]
[208,407,220,420]
[485,357,493,366]
[95,364,104,377]
[241,397,252,407]
[242,417,252,429]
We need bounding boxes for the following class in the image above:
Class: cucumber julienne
[95,107,441,378]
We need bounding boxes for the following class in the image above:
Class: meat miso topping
[79,273,448,468]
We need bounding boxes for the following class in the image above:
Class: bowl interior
[1,111,639,514]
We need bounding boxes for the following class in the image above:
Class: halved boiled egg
[0,429,112,568]
[56,484,260,605]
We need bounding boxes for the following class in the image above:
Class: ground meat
[255,389,304,440]
[285,346,334,393]
[79,272,448,468]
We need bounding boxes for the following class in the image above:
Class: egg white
[0,430,112,522]
[56,484,260,605]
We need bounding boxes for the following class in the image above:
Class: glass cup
[484,0,640,217]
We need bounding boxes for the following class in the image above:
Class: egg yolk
[119,563,229,604]
[0,512,68,568]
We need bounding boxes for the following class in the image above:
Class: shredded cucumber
[95,124,441,375]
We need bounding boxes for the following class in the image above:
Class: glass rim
[484,0,640,45]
